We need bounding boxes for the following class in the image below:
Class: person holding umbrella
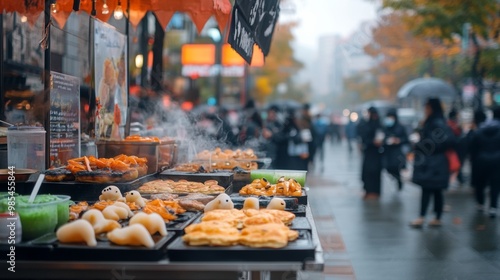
[410,98,457,227]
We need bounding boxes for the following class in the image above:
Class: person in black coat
[463,110,487,189]
[357,107,384,199]
[469,106,500,218]
[410,98,456,227]
[382,109,408,190]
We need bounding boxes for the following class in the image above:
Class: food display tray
[231,190,308,206]
[4,231,175,262]
[159,170,233,187]
[230,194,300,211]
[39,174,157,201]
[167,230,316,262]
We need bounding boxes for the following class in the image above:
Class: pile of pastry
[239,177,303,197]
[45,155,148,183]
[59,187,171,248]
[182,195,298,248]
[137,179,225,195]
[193,147,259,171]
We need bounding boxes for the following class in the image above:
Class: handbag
[445,149,461,173]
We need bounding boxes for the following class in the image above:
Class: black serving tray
[291,204,307,217]
[289,216,312,231]
[167,230,315,262]
[39,174,157,201]
[10,231,175,262]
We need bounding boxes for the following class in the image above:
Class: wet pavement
[303,140,500,280]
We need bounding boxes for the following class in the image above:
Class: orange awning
[0,0,231,31]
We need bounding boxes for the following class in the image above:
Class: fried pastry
[182,221,240,246]
[239,223,298,248]
[202,209,247,228]
[259,209,296,225]
[243,212,282,227]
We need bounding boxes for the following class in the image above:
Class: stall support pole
[0,13,4,120]
[43,0,53,170]
[124,0,131,137]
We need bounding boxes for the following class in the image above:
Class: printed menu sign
[49,71,81,167]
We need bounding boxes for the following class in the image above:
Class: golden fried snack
[201,209,246,228]
[243,212,282,227]
[69,201,89,220]
[182,221,240,246]
[259,209,296,225]
[239,223,298,248]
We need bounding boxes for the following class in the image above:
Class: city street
[304,140,500,280]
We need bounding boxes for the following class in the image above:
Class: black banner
[228,5,255,65]
[230,0,280,61]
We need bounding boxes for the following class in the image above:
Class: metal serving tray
[167,230,316,262]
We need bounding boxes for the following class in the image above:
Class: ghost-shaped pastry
[56,219,97,246]
[129,212,167,236]
[81,209,121,234]
[204,193,234,212]
[99,185,125,201]
[243,197,260,210]
[113,201,134,217]
[266,197,286,210]
[125,190,146,208]
[107,224,155,248]
[102,205,129,221]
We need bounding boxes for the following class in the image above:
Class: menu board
[93,19,128,141]
[49,71,81,167]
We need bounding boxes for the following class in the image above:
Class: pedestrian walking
[312,114,329,172]
[357,107,384,200]
[382,109,408,191]
[345,113,358,153]
[410,98,457,227]
[463,110,487,189]
[469,106,500,218]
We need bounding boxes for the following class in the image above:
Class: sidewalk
[304,141,500,280]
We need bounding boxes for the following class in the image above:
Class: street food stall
[0,1,324,279]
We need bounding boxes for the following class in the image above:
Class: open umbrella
[397,77,457,100]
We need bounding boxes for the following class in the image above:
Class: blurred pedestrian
[382,109,408,191]
[357,107,384,200]
[285,110,312,171]
[463,110,487,190]
[301,104,317,171]
[410,98,456,227]
[469,106,500,218]
[312,114,329,172]
[345,113,358,153]
[262,105,285,168]
[447,110,465,185]
[238,99,263,147]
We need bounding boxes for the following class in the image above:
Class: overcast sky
[280,0,380,50]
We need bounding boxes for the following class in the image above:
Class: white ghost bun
[266,197,286,210]
[204,193,234,212]
[102,205,129,221]
[99,185,125,201]
[125,190,146,208]
[113,201,134,217]
[56,219,97,246]
[81,209,121,234]
[243,197,260,210]
[129,212,167,236]
[107,224,155,248]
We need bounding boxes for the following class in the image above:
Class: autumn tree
[381,0,500,107]
[251,21,304,103]
[363,12,462,100]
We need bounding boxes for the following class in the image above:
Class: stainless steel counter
[1,205,324,280]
